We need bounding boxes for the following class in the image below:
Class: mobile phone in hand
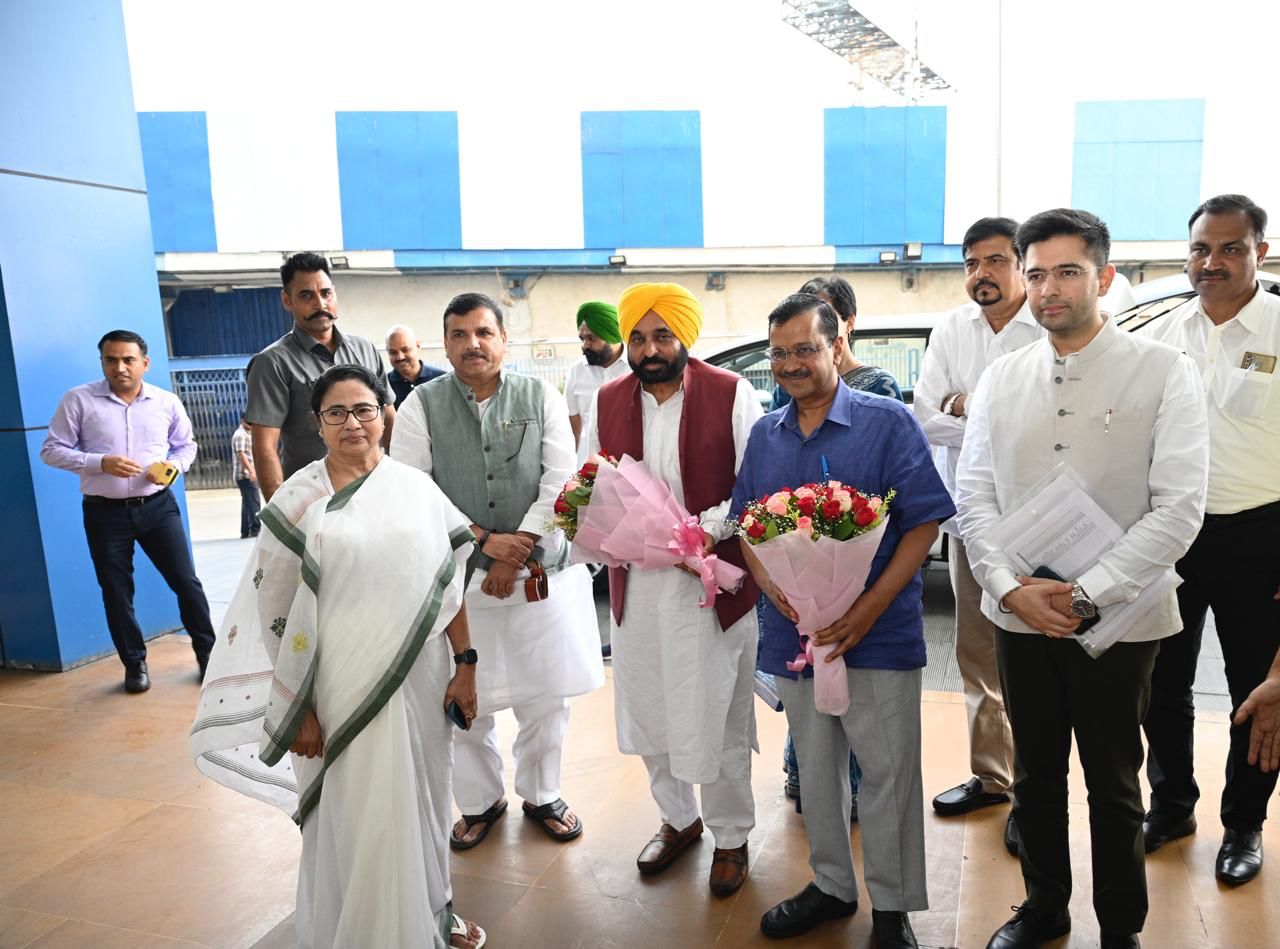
[446,700,470,730]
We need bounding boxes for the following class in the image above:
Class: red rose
[579,462,599,478]
[796,495,817,516]
[853,493,869,510]
[747,520,767,538]
[854,507,875,526]
[554,497,572,514]
[821,499,842,519]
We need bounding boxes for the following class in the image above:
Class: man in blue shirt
[732,293,955,948]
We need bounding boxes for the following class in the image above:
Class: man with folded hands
[584,282,762,897]
[731,292,954,948]
[955,209,1209,949]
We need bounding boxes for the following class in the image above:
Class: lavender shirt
[40,379,198,499]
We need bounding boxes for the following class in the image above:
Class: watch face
[1071,599,1097,619]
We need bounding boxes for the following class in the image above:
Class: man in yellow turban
[617,282,704,351]
[566,301,628,462]
[586,281,764,899]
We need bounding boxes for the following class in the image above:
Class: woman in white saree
[191,366,485,949]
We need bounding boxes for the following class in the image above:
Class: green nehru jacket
[576,301,621,344]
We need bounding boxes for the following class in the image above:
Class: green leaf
[832,514,855,541]
[764,520,779,540]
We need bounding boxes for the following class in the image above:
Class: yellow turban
[618,283,703,350]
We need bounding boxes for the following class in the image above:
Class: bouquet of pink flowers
[736,481,895,716]
[558,453,745,608]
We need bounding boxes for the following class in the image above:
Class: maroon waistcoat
[595,357,760,631]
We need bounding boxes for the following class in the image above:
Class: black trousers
[997,629,1158,935]
[236,477,261,537]
[82,490,217,668]
[1143,500,1280,833]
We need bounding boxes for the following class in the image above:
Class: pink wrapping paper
[568,455,745,607]
[750,517,889,716]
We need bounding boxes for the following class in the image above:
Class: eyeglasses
[764,341,829,363]
[1024,266,1097,289]
[318,403,382,425]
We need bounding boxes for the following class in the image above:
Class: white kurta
[391,374,605,715]
[586,377,762,783]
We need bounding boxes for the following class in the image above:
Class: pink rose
[796,515,814,535]
[565,479,582,492]
[827,480,843,489]
[765,493,790,516]
[742,513,756,529]
[834,490,853,513]
[794,486,816,500]
[867,496,882,512]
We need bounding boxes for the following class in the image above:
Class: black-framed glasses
[318,403,382,425]
[764,340,829,363]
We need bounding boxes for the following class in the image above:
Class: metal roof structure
[781,0,951,99]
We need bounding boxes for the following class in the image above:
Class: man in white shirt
[565,301,628,464]
[956,209,1208,949]
[391,292,605,852]
[915,217,1043,846]
[1140,193,1280,886]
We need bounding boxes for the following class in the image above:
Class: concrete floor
[0,489,1269,948]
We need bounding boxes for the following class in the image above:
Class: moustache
[463,350,487,359]
[975,280,998,291]
[1197,270,1229,281]
[305,310,334,321]
[778,368,810,380]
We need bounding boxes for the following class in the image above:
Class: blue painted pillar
[0,0,189,669]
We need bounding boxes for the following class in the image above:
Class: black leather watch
[453,648,478,666]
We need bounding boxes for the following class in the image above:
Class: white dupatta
[190,456,474,822]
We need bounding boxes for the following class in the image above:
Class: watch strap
[453,648,478,665]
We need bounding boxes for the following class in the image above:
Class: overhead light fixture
[212,284,233,294]
[903,241,923,261]
[879,250,898,264]
[706,272,726,291]
[330,255,350,269]
[608,254,627,266]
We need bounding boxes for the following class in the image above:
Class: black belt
[1204,498,1280,521]
[84,487,169,508]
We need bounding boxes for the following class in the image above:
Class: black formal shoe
[197,652,210,683]
[1100,933,1139,948]
[933,776,1010,816]
[984,902,1070,949]
[1142,810,1196,854]
[871,909,918,949]
[760,882,857,939]
[1004,812,1020,857]
[124,662,151,694]
[1215,828,1263,885]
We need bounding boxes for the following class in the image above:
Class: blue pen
[821,455,830,482]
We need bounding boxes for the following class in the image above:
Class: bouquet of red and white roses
[552,453,745,607]
[735,481,895,716]
[550,455,615,541]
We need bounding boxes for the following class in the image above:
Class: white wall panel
[206,110,343,253]
[457,107,584,250]
[701,104,825,249]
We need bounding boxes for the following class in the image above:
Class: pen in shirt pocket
[1104,408,1112,434]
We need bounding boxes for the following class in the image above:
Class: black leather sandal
[449,798,508,850]
[522,798,583,841]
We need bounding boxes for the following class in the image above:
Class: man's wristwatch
[453,648,478,666]
[1069,583,1098,619]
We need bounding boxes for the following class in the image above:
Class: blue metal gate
[171,368,248,489]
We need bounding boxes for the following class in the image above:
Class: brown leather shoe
[637,818,704,874]
[709,842,748,896]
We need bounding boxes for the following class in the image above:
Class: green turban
[576,301,621,344]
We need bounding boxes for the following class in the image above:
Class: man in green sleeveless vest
[392,293,605,851]
[588,283,764,898]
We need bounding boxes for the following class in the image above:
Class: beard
[583,346,614,367]
[629,345,689,383]
[970,280,1003,305]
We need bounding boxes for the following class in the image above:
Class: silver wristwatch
[1069,583,1098,619]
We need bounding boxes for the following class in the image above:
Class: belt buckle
[125,495,147,508]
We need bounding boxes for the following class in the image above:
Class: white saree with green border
[191,456,474,948]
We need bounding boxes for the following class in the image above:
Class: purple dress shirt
[40,379,199,499]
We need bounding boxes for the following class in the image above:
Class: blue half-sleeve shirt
[731,383,956,677]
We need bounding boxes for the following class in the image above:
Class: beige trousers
[950,534,1015,793]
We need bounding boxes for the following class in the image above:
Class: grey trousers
[776,666,928,911]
